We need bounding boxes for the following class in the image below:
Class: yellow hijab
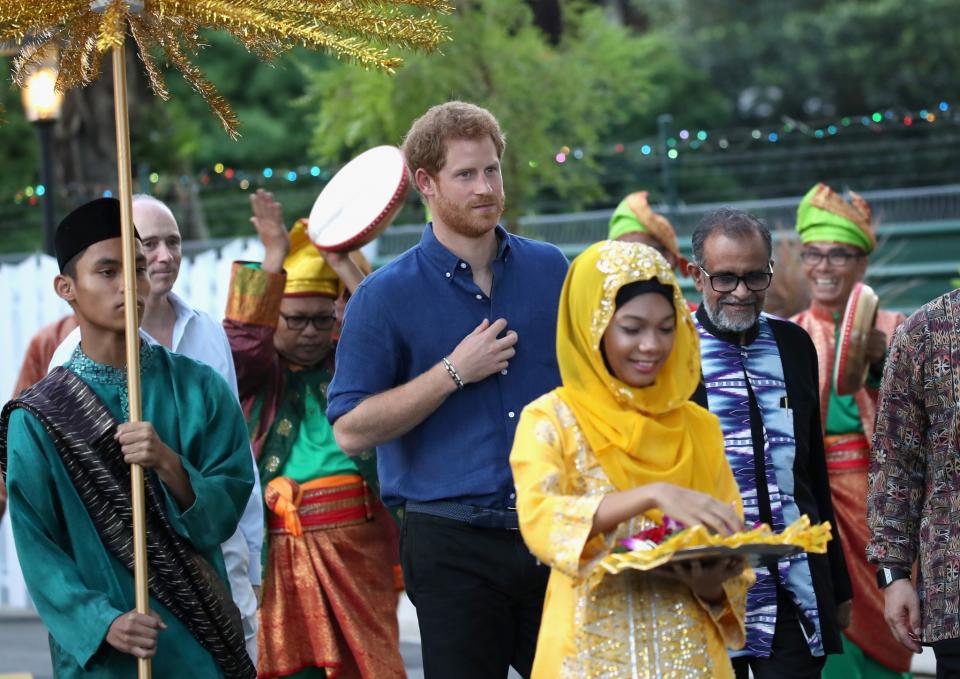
[555,240,723,496]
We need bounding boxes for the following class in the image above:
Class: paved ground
[0,615,426,679]
[0,597,527,678]
[0,618,430,679]
[0,604,932,678]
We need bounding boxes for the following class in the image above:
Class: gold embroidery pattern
[564,574,715,678]
[225,263,286,326]
[590,241,699,410]
[544,393,721,678]
[277,419,294,437]
[591,241,680,350]
[540,397,614,578]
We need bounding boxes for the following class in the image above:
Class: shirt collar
[419,222,512,281]
[167,290,197,323]
[695,303,761,345]
[166,291,198,350]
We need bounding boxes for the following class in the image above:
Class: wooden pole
[111,41,151,679]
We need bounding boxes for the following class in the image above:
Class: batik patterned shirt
[868,287,960,644]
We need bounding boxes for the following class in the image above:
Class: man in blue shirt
[327,101,568,678]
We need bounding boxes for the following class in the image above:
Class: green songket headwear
[609,197,648,240]
[607,191,689,274]
[796,183,876,254]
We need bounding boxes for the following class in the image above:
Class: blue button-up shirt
[327,224,568,509]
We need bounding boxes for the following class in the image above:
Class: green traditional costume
[1,197,255,678]
[791,183,910,678]
[3,344,255,677]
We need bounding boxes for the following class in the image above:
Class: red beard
[432,187,505,238]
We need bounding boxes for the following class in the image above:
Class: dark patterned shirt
[868,287,960,644]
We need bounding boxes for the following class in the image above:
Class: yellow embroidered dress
[511,241,751,678]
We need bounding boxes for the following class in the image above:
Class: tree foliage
[302,0,670,226]
[644,0,960,122]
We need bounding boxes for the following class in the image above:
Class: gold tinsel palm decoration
[1,0,451,137]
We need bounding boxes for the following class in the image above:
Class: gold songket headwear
[283,219,341,298]
[796,183,876,254]
[554,240,727,497]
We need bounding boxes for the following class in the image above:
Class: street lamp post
[20,47,64,256]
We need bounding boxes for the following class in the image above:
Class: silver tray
[664,543,802,566]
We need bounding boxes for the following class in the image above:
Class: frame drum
[833,281,879,396]
[307,145,410,252]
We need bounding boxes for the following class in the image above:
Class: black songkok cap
[55,197,141,272]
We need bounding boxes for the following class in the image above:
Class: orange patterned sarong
[257,475,405,679]
[824,434,912,673]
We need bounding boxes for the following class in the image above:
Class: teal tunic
[4,345,254,677]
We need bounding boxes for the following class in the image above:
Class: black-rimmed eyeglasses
[698,265,773,293]
[280,312,336,331]
[799,249,865,267]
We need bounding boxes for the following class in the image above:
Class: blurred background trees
[3,0,959,250]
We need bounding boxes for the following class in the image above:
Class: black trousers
[934,637,960,678]
[732,592,827,679]
[400,511,549,679]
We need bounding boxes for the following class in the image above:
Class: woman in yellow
[511,240,752,678]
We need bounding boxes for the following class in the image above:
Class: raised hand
[322,250,366,295]
[249,189,289,272]
[446,318,518,385]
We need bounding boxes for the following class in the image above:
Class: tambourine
[833,281,879,396]
[307,145,410,252]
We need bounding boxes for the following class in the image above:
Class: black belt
[405,501,519,530]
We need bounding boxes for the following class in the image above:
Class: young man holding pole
[49,194,265,665]
[1,198,256,677]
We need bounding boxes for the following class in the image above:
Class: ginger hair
[401,101,506,176]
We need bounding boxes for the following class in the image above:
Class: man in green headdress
[608,191,690,273]
[790,183,908,678]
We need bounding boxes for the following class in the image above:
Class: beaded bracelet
[441,357,465,390]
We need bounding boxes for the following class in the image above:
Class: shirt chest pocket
[763,405,798,496]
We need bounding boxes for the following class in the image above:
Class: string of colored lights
[551,101,955,165]
[8,100,956,206]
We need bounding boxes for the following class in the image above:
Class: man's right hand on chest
[446,318,518,385]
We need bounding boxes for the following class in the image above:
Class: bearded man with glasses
[789,183,909,679]
[223,190,405,678]
[688,208,853,679]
